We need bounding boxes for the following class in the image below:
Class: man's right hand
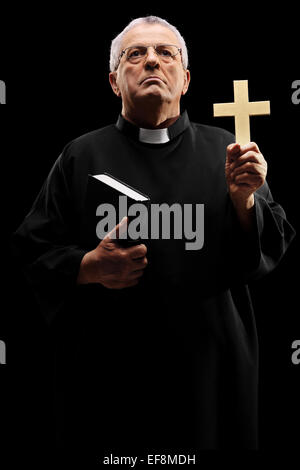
[77,217,148,288]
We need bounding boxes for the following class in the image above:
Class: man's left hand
[225,142,268,208]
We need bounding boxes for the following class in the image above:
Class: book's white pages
[92,174,148,201]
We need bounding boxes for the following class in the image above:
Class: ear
[109,72,121,97]
[182,69,191,96]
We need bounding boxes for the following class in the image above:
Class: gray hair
[109,15,189,72]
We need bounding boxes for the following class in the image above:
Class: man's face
[109,24,190,111]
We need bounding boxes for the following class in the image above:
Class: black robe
[11,111,295,457]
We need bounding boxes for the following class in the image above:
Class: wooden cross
[213,80,270,145]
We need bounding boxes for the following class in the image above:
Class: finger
[226,143,241,162]
[234,173,264,185]
[105,216,128,242]
[127,243,148,260]
[128,269,145,280]
[232,162,264,177]
[227,143,241,153]
[132,257,148,269]
[239,142,260,154]
[230,151,262,169]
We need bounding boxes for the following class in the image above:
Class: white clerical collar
[139,127,170,144]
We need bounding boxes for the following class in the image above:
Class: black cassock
[12,111,295,455]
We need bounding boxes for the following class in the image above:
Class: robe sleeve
[229,180,296,283]
[11,147,88,325]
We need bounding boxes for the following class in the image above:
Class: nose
[144,46,160,69]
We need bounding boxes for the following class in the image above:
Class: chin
[139,89,165,102]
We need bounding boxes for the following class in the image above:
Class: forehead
[122,24,179,48]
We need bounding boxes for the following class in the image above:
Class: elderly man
[12,15,295,455]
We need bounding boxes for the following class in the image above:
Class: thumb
[104,216,128,242]
[226,143,240,163]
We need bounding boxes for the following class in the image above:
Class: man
[12,15,295,456]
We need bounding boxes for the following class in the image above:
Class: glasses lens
[125,45,179,64]
[126,46,147,63]
[156,45,177,61]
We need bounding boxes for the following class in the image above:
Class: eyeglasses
[118,44,182,68]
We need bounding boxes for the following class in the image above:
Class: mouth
[140,76,165,85]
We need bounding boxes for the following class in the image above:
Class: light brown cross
[213,80,270,145]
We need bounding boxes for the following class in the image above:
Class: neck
[122,101,180,129]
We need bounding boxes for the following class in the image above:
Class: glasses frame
[117,44,182,69]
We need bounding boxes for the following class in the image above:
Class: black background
[1,4,299,461]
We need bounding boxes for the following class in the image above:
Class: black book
[81,173,150,249]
